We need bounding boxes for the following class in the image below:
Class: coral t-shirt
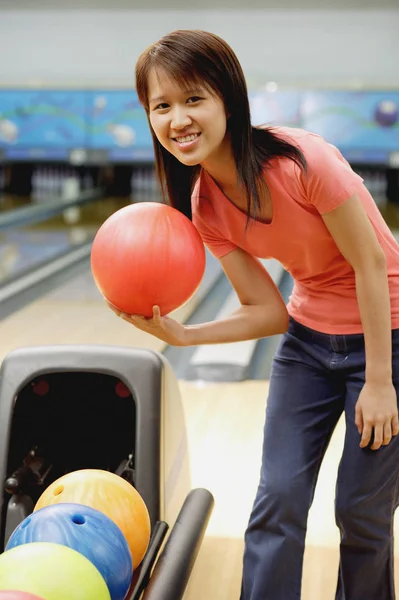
[191,127,399,334]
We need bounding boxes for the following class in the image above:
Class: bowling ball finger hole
[71,514,86,525]
[53,485,64,496]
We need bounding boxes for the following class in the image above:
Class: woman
[110,30,399,599]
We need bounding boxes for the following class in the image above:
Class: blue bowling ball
[6,503,133,600]
[374,100,398,127]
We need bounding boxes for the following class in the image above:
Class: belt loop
[330,335,338,352]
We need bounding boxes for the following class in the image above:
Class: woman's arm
[184,248,289,345]
[321,192,399,449]
[321,193,391,383]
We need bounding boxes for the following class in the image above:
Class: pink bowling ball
[0,594,45,600]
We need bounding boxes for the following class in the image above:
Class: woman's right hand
[107,302,188,347]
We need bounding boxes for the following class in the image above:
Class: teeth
[175,133,199,143]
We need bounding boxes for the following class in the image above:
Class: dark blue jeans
[241,317,399,600]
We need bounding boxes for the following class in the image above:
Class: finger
[382,420,392,446]
[354,403,363,435]
[119,312,138,322]
[359,423,373,448]
[127,314,148,327]
[392,413,399,437]
[153,305,161,322]
[128,313,145,322]
[370,423,383,451]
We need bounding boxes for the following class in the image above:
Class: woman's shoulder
[264,124,326,149]
[266,125,351,176]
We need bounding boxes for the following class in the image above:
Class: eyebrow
[149,87,205,104]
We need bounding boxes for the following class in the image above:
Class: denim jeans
[241,317,399,600]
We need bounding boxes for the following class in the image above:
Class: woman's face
[147,68,230,168]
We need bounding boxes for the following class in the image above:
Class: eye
[187,96,202,104]
[154,102,169,110]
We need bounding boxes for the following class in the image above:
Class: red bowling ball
[91,202,206,317]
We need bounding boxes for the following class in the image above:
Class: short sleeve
[192,210,238,259]
[300,133,364,214]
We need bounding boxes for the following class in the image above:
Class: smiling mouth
[172,133,201,144]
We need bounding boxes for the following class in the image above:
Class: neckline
[202,169,275,227]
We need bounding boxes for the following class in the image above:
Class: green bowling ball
[0,542,110,600]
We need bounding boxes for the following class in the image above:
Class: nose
[170,105,192,131]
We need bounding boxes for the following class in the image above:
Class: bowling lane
[0,193,160,358]
[0,193,128,285]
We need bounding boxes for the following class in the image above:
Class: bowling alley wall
[0,3,398,206]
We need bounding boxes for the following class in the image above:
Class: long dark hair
[135,29,307,222]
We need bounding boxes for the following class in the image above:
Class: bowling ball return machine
[0,345,214,600]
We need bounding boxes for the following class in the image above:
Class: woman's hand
[107,302,188,347]
[355,381,399,450]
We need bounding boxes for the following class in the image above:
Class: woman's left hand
[355,382,399,450]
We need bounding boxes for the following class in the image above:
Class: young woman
[109,30,399,599]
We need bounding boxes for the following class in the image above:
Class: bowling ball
[6,503,132,600]
[374,100,398,127]
[35,469,151,568]
[90,202,206,317]
[0,593,45,600]
[0,542,110,600]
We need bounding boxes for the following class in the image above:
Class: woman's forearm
[355,258,392,384]
[183,303,289,346]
